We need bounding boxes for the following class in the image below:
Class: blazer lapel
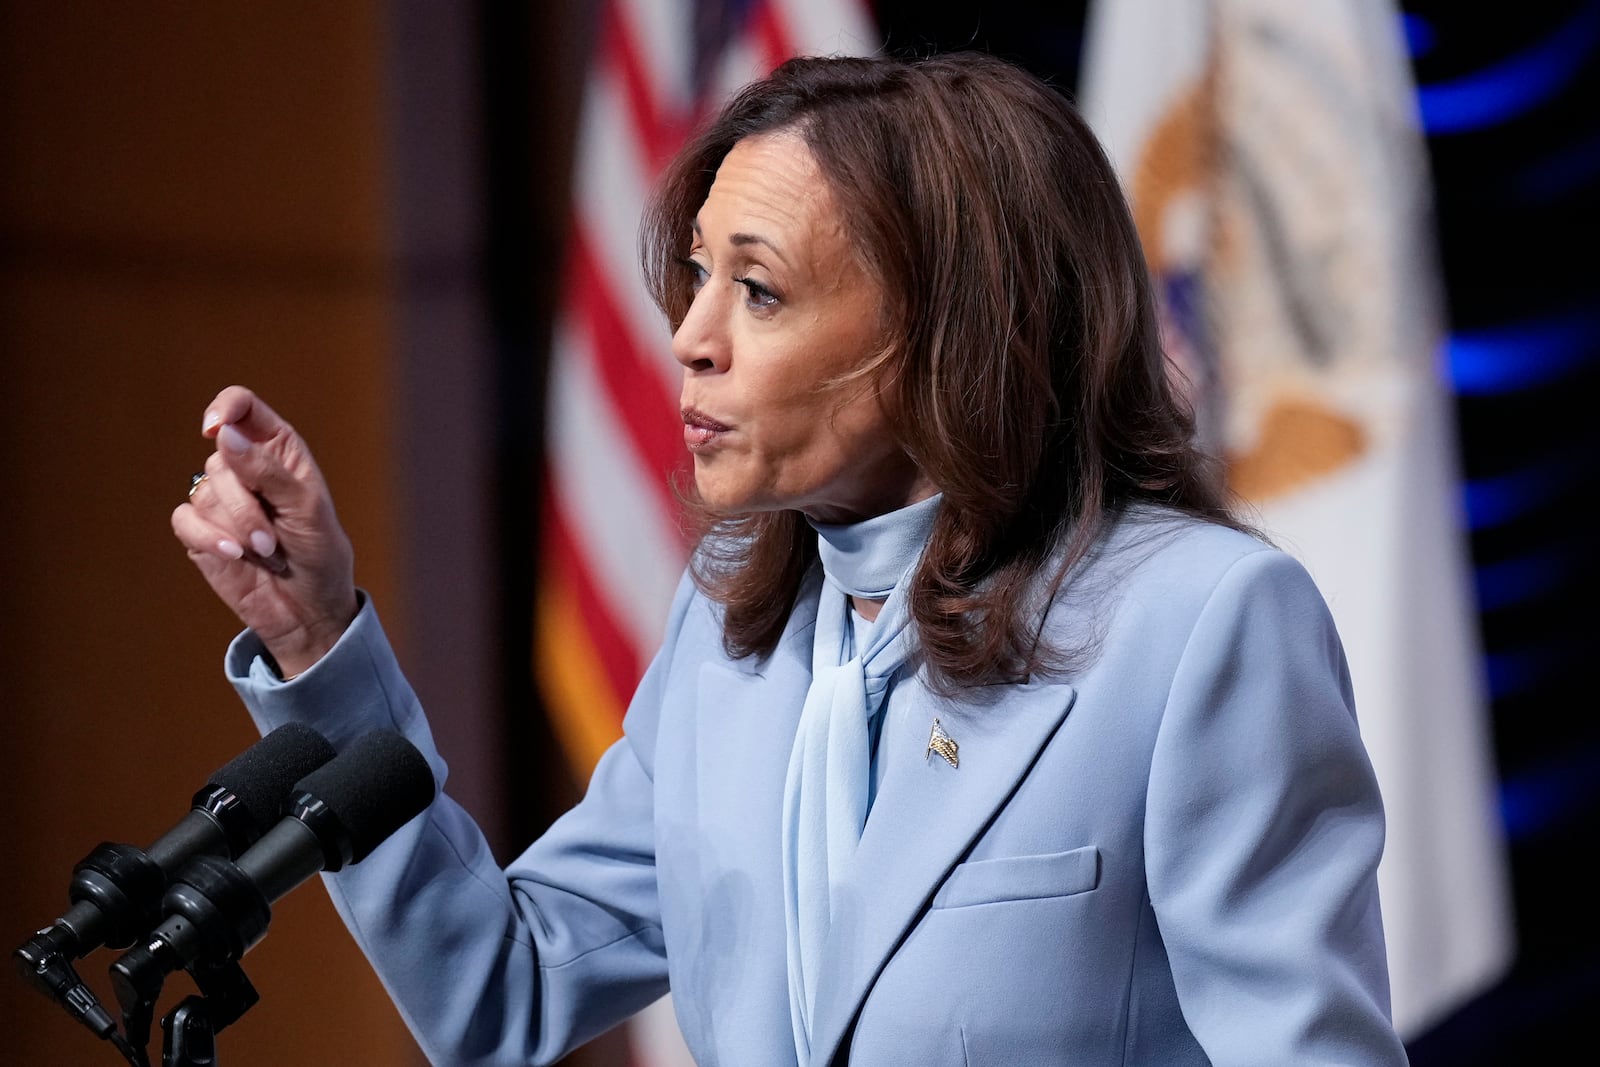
[675,576,821,1060]
[692,574,821,883]
[807,673,1077,1066]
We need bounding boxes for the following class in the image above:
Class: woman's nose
[671,286,730,373]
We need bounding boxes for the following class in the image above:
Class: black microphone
[109,728,435,1011]
[13,722,337,1037]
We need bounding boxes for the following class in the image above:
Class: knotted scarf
[781,492,941,1062]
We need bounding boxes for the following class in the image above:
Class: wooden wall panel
[1,5,425,1064]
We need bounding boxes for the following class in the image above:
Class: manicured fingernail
[219,423,250,455]
[217,539,245,560]
[250,529,277,557]
[202,411,222,433]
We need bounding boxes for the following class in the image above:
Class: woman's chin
[692,473,759,515]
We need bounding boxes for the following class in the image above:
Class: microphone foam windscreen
[208,723,339,832]
[295,730,436,863]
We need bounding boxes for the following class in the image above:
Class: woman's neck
[852,595,885,623]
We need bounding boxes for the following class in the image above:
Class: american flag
[533,0,875,1060]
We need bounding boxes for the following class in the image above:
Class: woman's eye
[679,257,709,292]
[736,277,777,309]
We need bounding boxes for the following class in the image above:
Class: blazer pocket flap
[931,846,1101,909]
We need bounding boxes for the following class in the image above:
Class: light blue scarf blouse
[781,493,942,1062]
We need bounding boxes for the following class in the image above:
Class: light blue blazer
[228,507,1408,1066]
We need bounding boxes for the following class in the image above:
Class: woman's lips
[682,408,733,450]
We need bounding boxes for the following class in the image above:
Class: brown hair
[642,51,1244,689]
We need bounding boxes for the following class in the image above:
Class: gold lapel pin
[926,718,959,769]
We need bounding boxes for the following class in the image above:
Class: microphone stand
[158,958,258,1067]
[115,952,258,1067]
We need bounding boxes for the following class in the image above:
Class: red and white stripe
[536,0,873,1060]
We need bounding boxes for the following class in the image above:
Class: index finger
[201,386,297,445]
[200,386,325,503]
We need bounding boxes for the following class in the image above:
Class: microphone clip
[115,955,259,1067]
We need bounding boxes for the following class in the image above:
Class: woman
[174,53,1408,1065]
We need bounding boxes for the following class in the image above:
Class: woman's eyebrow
[690,217,790,266]
[729,231,790,265]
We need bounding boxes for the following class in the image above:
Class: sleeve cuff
[223,591,448,787]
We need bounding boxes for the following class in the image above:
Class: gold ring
[188,472,208,499]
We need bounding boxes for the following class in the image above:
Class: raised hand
[171,386,359,678]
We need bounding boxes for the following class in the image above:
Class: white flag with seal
[1081,0,1515,1038]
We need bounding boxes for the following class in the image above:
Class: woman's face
[672,132,933,524]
